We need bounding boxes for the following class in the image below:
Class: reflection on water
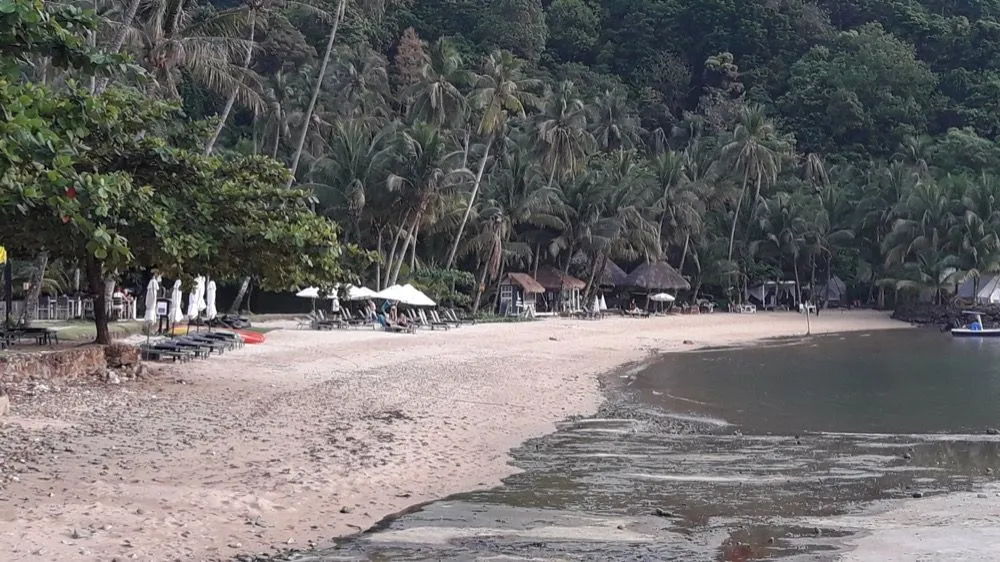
[294,329,1000,561]
[643,329,1000,434]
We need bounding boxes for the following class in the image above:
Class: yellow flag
[0,246,6,265]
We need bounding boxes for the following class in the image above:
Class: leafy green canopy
[0,0,362,341]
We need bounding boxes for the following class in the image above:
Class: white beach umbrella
[345,285,378,301]
[169,280,184,324]
[373,284,410,303]
[205,280,218,321]
[143,276,160,323]
[593,295,600,312]
[296,287,321,299]
[195,276,207,315]
[650,292,675,302]
[187,287,198,321]
[401,284,436,307]
[599,294,608,311]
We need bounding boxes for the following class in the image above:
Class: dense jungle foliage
[9,0,1000,325]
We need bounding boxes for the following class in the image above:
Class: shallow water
[287,329,1000,561]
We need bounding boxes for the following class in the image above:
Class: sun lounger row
[300,307,475,334]
[139,331,245,362]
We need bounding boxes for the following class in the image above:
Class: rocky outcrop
[892,302,1000,326]
[0,344,145,389]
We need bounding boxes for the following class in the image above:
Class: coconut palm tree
[444,50,542,269]
[589,89,642,153]
[287,0,347,186]
[123,0,262,108]
[533,80,595,187]
[720,105,791,261]
[404,38,472,128]
[385,121,466,284]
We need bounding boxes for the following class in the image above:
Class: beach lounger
[160,339,211,358]
[140,344,195,362]
[424,310,451,330]
[445,308,476,325]
[179,334,232,353]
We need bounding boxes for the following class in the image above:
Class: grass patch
[44,320,145,342]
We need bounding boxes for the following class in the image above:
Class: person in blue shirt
[970,320,983,331]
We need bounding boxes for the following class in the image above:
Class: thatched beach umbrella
[600,260,628,287]
[626,261,690,291]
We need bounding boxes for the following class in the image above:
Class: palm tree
[589,89,642,153]
[124,0,262,107]
[385,121,465,284]
[405,38,472,128]
[883,178,962,304]
[533,80,595,187]
[444,50,541,270]
[754,192,809,303]
[720,105,791,261]
[204,0,331,154]
[287,0,347,186]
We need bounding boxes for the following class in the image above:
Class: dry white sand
[0,311,904,561]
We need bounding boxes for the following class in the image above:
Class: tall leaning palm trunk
[205,11,257,155]
[286,0,346,186]
[444,136,492,269]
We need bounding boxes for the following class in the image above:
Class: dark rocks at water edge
[893,302,1000,327]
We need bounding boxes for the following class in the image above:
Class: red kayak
[234,329,266,344]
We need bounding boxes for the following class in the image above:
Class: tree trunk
[445,137,493,269]
[19,252,48,326]
[492,259,507,311]
[409,222,419,272]
[376,228,383,290]
[85,255,111,345]
[384,215,410,288]
[678,234,690,272]
[727,169,751,261]
[205,11,256,155]
[95,0,142,94]
[271,117,282,158]
[471,260,489,313]
[793,257,802,306]
[229,277,251,314]
[533,244,541,278]
[287,0,346,186]
[391,212,420,285]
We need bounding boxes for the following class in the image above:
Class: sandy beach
[0,311,905,561]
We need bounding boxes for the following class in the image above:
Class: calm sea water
[287,328,1000,561]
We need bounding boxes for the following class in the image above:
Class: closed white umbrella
[169,280,184,324]
[195,276,207,316]
[143,277,160,323]
[650,292,675,302]
[593,295,600,312]
[599,294,608,311]
[205,280,218,321]
[187,285,199,321]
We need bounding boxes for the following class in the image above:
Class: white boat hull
[951,328,1000,337]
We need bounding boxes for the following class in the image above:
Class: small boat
[951,311,1000,337]
[234,329,266,344]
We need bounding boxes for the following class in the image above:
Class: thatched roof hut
[599,260,628,287]
[626,261,690,291]
[502,273,545,294]
[534,265,586,290]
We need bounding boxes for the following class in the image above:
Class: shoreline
[0,311,905,561]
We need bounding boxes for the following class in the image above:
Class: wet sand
[0,311,904,561]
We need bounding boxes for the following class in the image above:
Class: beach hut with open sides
[599,260,628,288]
[498,273,545,316]
[534,265,587,313]
[626,261,690,309]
